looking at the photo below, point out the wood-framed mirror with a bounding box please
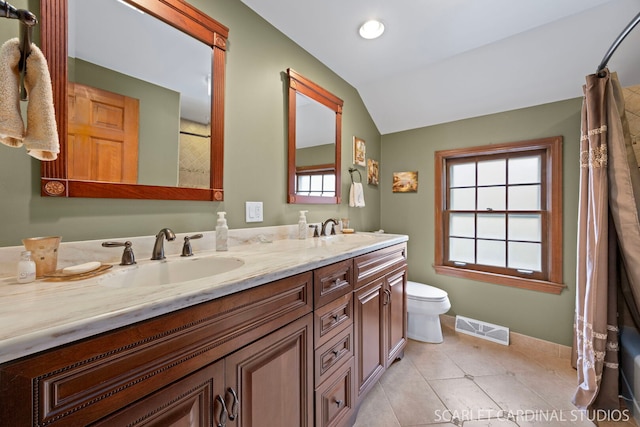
[287,69,343,204]
[39,0,228,200]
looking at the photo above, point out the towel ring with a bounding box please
[348,167,362,183]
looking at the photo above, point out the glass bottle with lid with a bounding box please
[17,250,36,283]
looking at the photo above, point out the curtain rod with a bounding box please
[597,10,640,76]
[180,130,210,138]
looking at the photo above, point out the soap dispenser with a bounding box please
[216,211,228,251]
[298,210,308,239]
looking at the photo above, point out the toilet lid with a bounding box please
[407,281,448,302]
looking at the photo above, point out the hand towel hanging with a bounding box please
[0,37,58,160]
[349,182,365,208]
[23,40,58,160]
[0,38,25,146]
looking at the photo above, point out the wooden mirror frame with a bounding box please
[287,69,343,204]
[39,0,228,200]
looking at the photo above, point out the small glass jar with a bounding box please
[17,250,36,284]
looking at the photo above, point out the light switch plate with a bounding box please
[245,201,263,222]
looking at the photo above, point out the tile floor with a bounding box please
[353,323,638,427]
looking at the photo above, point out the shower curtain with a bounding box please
[574,69,640,410]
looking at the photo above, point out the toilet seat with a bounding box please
[407,281,448,302]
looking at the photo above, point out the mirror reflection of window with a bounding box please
[295,166,336,197]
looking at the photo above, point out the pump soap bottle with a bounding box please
[216,211,228,251]
[298,210,309,239]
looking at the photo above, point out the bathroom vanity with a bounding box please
[0,229,407,427]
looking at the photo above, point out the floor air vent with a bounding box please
[455,315,509,346]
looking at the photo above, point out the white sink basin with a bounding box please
[97,256,245,288]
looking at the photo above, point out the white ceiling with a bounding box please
[240,0,640,135]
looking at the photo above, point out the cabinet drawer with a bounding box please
[314,259,353,308]
[315,356,355,427]
[314,293,353,348]
[354,243,406,289]
[315,326,353,385]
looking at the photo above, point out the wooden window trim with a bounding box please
[434,136,565,294]
[296,164,336,175]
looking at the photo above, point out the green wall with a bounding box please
[296,144,335,167]
[380,98,582,346]
[0,0,381,246]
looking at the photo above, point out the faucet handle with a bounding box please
[310,224,319,238]
[181,234,203,257]
[102,241,136,265]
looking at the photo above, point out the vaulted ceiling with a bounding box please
[240,0,640,134]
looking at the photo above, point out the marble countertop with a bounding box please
[0,229,407,365]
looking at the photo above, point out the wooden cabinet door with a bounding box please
[91,361,224,427]
[353,277,385,399]
[385,267,407,366]
[225,314,313,427]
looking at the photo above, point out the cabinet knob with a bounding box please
[331,314,340,322]
[332,349,340,357]
[335,399,343,407]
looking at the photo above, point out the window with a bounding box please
[296,165,336,197]
[434,137,564,294]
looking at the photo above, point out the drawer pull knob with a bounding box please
[332,314,340,322]
[215,395,228,427]
[335,399,343,407]
[226,387,239,421]
[332,349,340,357]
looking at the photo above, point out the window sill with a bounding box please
[433,265,566,294]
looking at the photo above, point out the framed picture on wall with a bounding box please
[367,159,379,185]
[392,171,418,193]
[353,137,366,167]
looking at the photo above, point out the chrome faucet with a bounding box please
[151,228,176,260]
[320,218,339,236]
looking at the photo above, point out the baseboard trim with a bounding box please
[440,314,571,359]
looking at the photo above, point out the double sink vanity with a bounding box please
[0,0,411,424]
[0,226,408,427]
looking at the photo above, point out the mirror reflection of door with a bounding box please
[295,92,336,197]
[68,0,212,188]
[67,83,139,183]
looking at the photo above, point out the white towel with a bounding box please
[349,182,365,208]
[23,41,59,160]
[0,38,25,147]
[0,38,59,160]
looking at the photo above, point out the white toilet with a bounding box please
[406,281,451,343]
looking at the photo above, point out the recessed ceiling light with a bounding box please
[359,20,385,40]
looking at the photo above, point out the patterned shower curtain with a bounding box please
[574,69,640,410]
